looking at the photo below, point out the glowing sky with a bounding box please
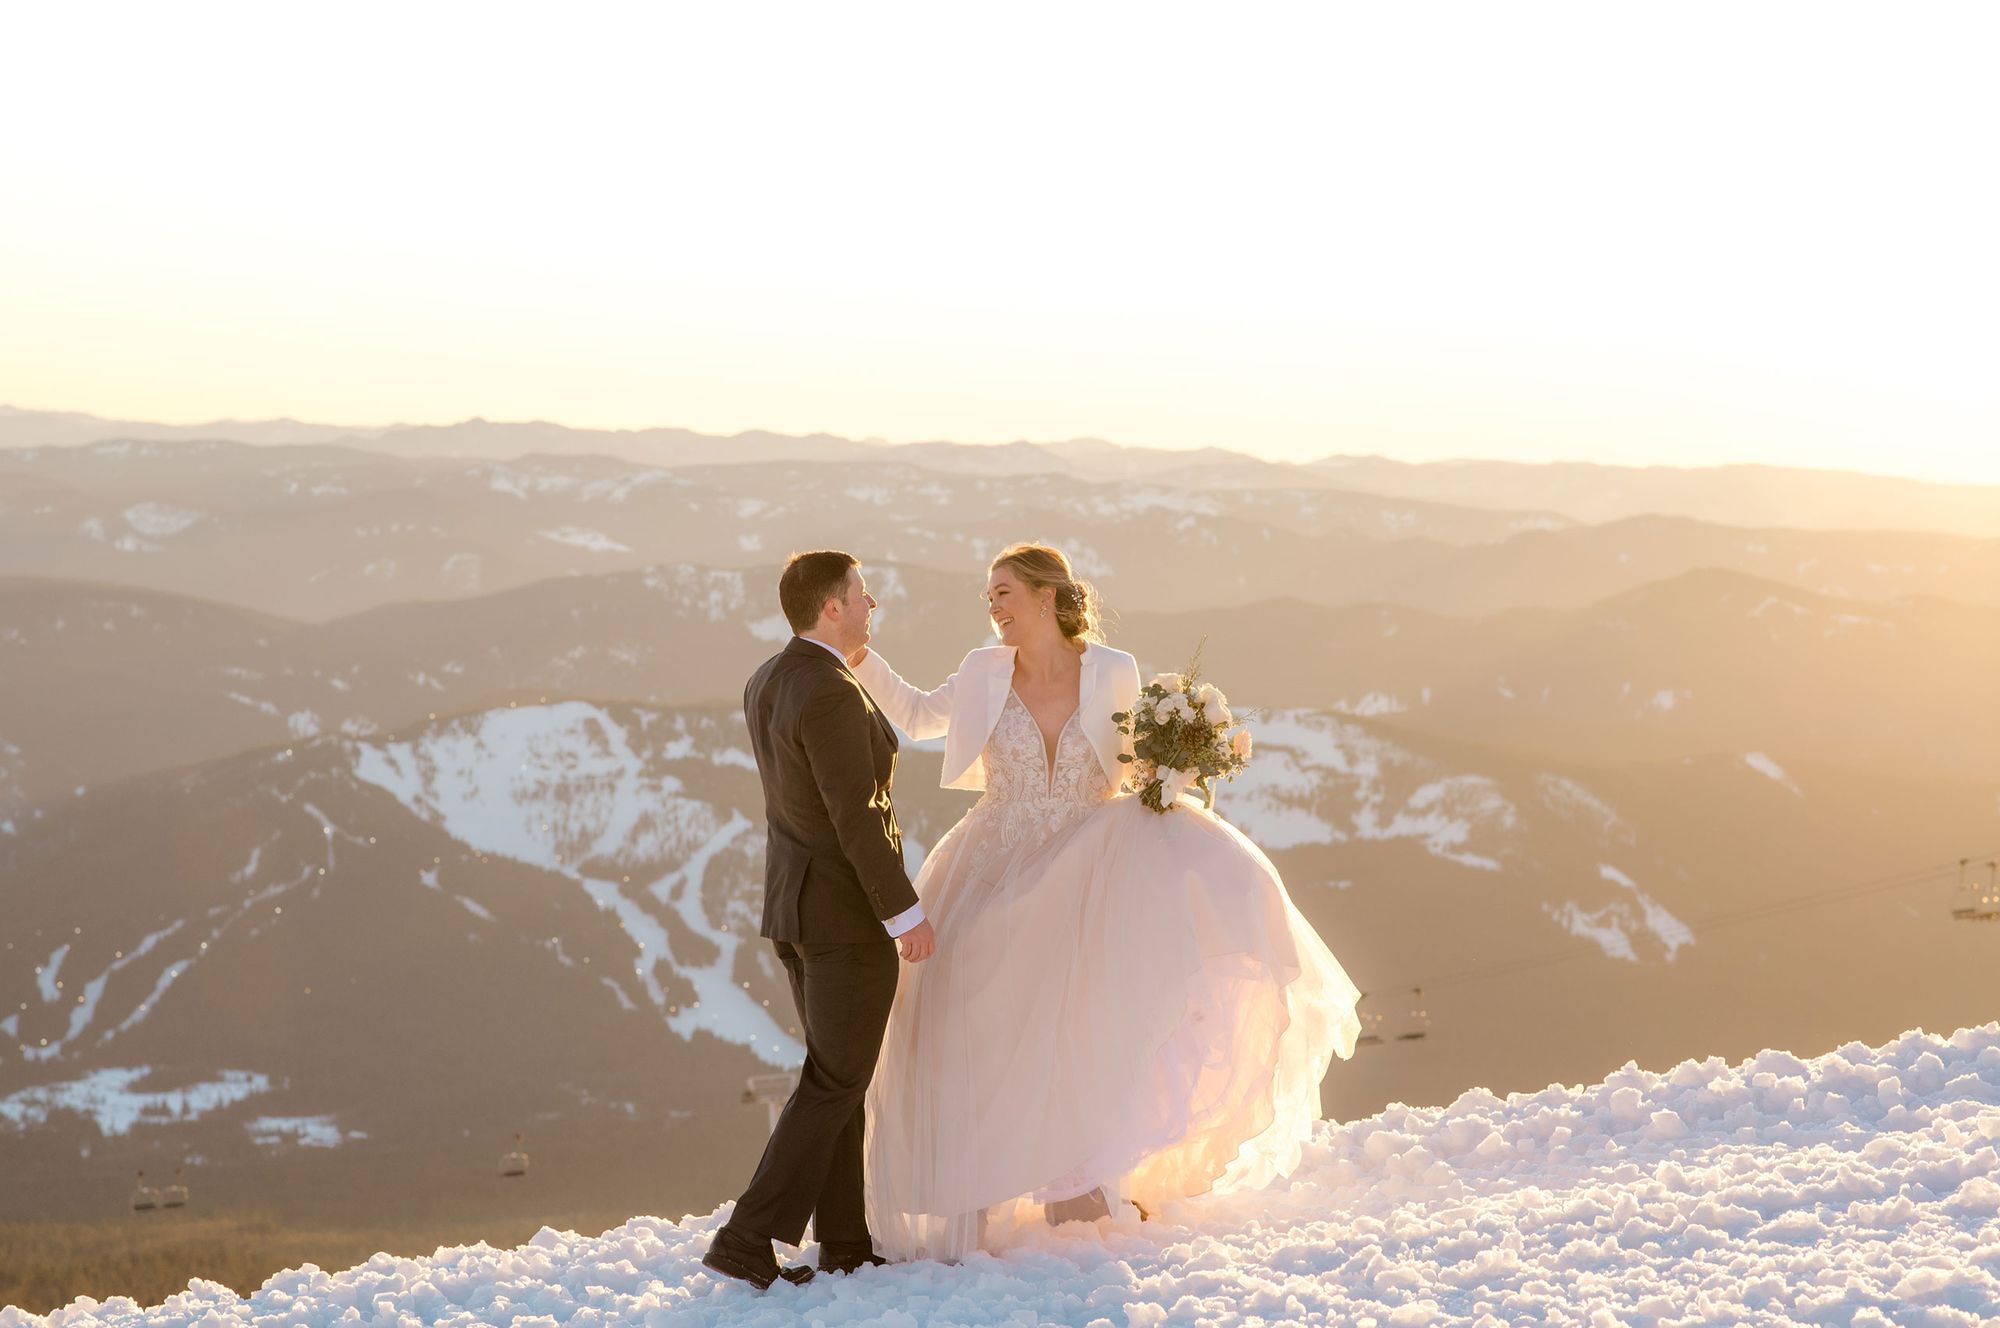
[3,2,1995,482]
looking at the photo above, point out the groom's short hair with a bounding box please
[780,550,859,632]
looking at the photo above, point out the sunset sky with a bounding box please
[3,3,1995,483]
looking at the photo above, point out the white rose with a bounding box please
[1166,693,1196,723]
[1149,672,1183,693]
[1230,728,1253,760]
[1196,683,1232,727]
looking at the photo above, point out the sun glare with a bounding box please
[2,2,1995,482]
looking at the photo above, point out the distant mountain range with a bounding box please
[2,406,1996,1229]
[1,435,1993,628]
[6,405,1998,535]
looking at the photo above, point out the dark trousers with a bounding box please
[723,938,899,1248]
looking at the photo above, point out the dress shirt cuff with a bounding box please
[882,901,926,938]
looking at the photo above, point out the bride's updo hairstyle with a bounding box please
[990,543,1103,644]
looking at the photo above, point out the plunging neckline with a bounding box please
[1009,687,1079,787]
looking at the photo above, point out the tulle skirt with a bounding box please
[864,791,1362,1262]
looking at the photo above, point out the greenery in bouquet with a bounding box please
[1111,642,1255,814]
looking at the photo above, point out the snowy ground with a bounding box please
[12,1024,2000,1327]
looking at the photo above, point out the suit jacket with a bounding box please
[850,642,1141,793]
[745,636,919,943]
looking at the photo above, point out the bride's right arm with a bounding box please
[848,649,956,741]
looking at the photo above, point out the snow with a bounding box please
[1533,775,1631,842]
[1749,593,1809,619]
[746,613,793,643]
[1548,899,1638,960]
[0,1067,269,1137]
[1359,777,1511,872]
[1223,712,1516,869]
[1599,865,1694,957]
[536,527,633,554]
[122,502,203,538]
[1639,688,1691,714]
[37,944,69,1002]
[1333,692,1406,717]
[19,1024,2000,1327]
[350,704,801,1065]
[1560,864,1696,962]
[478,463,681,503]
[108,960,191,1039]
[229,846,263,885]
[1744,752,1805,797]
[246,1115,350,1148]
[642,566,753,622]
[20,922,187,1058]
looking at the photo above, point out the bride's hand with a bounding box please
[846,645,870,668]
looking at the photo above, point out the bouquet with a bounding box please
[1112,644,1254,813]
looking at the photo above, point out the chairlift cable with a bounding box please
[1400,849,1999,994]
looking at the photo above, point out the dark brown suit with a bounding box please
[722,636,917,1252]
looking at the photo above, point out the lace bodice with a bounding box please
[971,691,1116,849]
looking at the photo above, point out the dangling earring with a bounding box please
[1041,601,1048,617]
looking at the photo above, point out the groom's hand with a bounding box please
[898,920,936,963]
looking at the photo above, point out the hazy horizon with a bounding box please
[7,399,2000,491]
[5,5,1996,487]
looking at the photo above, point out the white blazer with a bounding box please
[852,642,1142,793]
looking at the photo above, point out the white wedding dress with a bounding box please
[864,689,1362,1262]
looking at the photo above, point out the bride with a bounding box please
[851,542,1361,1262]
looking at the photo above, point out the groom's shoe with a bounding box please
[817,1238,888,1275]
[1044,1187,1113,1226]
[702,1227,815,1290]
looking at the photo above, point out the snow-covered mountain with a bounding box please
[4,416,1997,1269]
[4,439,1996,626]
[10,1021,1997,1325]
[6,560,1997,829]
[0,440,1564,622]
[1118,567,2000,779]
[5,695,1995,1231]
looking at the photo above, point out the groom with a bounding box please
[703,550,937,1289]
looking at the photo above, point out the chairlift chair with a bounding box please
[161,1166,189,1209]
[498,1132,529,1178]
[742,1071,801,1133]
[1952,858,1981,921]
[129,1170,159,1212]
[1978,861,2000,923]
[1396,986,1431,1041]
[1354,992,1385,1046]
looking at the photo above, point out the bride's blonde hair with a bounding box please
[989,543,1103,644]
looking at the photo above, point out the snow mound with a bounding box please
[14,1024,2000,1326]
